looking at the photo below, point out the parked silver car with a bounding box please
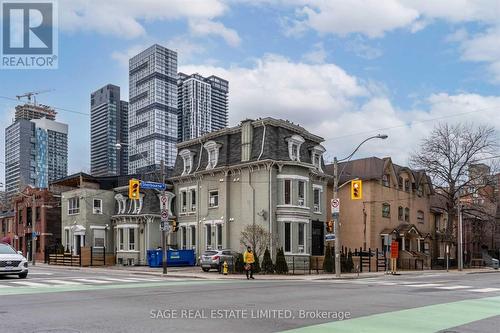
[200,249,237,272]
[0,243,28,279]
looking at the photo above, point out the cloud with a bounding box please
[179,55,500,165]
[302,42,327,64]
[60,0,228,38]
[188,19,242,47]
[346,36,383,60]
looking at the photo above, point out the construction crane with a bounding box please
[16,89,53,105]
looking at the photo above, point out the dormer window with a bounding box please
[179,149,194,176]
[310,145,326,172]
[286,135,305,162]
[204,140,221,170]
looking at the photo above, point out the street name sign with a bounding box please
[140,181,166,191]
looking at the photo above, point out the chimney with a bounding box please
[241,119,253,162]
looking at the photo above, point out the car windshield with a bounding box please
[203,251,218,256]
[0,244,16,254]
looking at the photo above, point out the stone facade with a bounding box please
[171,118,329,264]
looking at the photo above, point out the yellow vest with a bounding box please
[244,251,255,264]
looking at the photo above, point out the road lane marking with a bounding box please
[73,279,110,284]
[44,280,81,285]
[97,277,148,283]
[436,285,471,290]
[279,296,500,333]
[407,283,443,288]
[10,281,49,287]
[470,288,500,293]
[120,277,164,282]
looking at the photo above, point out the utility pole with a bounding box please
[333,157,340,278]
[31,194,36,266]
[161,159,167,275]
[458,201,463,271]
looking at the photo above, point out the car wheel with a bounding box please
[202,268,209,272]
[18,272,28,279]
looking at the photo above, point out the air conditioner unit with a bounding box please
[182,206,187,212]
[298,199,304,206]
[314,204,319,212]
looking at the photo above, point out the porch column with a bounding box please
[73,235,78,255]
[417,239,421,252]
[402,237,406,251]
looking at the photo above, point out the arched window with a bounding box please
[398,206,403,220]
[404,207,410,222]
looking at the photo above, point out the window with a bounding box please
[382,203,390,218]
[404,208,410,222]
[182,227,187,249]
[93,229,105,248]
[118,228,124,250]
[284,222,291,253]
[206,224,212,249]
[68,197,80,215]
[179,149,194,175]
[298,181,305,206]
[423,242,430,254]
[286,135,305,162]
[209,191,219,208]
[311,145,326,172]
[191,226,196,249]
[405,179,411,192]
[93,199,102,214]
[204,141,221,170]
[382,174,390,187]
[313,188,321,212]
[398,177,404,190]
[190,189,196,211]
[18,209,22,224]
[64,229,70,250]
[298,223,305,253]
[181,191,187,212]
[284,179,291,205]
[417,185,423,197]
[217,224,223,249]
[398,206,403,220]
[129,229,135,250]
[417,210,424,224]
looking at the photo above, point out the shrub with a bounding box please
[235,252,245,273]
[261,248,274,274]
[323,245,334,273]
[275,247,288,274]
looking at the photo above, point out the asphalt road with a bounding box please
[0,266,499,333]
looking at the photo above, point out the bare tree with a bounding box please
[240,224,271,260]
[410,123,498,245]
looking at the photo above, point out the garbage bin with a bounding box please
[147,249,163,267]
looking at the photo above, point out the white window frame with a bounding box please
[118,228,124,251]
[128,228,136,251]
[297,180,305,206]
[216,223,223,250]
[204,140,221,170]
[284,179,292,205]
[311,145,326,172]
[68,197,80,215]
[190,188,196,212]
[92,198,102,214]
[190,226,196,250]
[209,190,219,208]
[93,229,105,248]
[179,149,194,176]
[313,187,321,213]
[181,226,187,250]
[180,190,187,213]
[286,135,305,162]
[64,228,70,250]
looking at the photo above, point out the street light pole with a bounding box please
[458,201,463,271]
[31,194,36,266]
[333,134,388,278]
[161,159,168,275]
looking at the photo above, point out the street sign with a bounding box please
[160,221,171,232]
[390,241,399,259]
[140,181,166,191]
[331,198,340,213]
[325,233,336,241]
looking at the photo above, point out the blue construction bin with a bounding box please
[147,249,162,267]
[147,249,196,267]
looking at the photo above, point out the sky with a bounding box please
[1,0,500,183]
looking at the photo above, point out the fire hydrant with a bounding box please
[223,261,228,275]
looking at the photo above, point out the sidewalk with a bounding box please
[34,263,500,280]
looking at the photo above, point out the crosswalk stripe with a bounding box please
[97,277,142,283]
[122,277,163,281]
[436,285,471,290]
[470,288,500,293]
[11,281,49,287]
[407,283,443,288]
[44,279,81,285]
[73,279,110,284]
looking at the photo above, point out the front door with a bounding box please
[311,221,324,256]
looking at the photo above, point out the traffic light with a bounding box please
[351,180,362,200]
[128,179,140,199]
[327,220,334,233]
[171,220,179,233]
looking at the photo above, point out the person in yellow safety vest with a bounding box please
[243,246,255,280]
